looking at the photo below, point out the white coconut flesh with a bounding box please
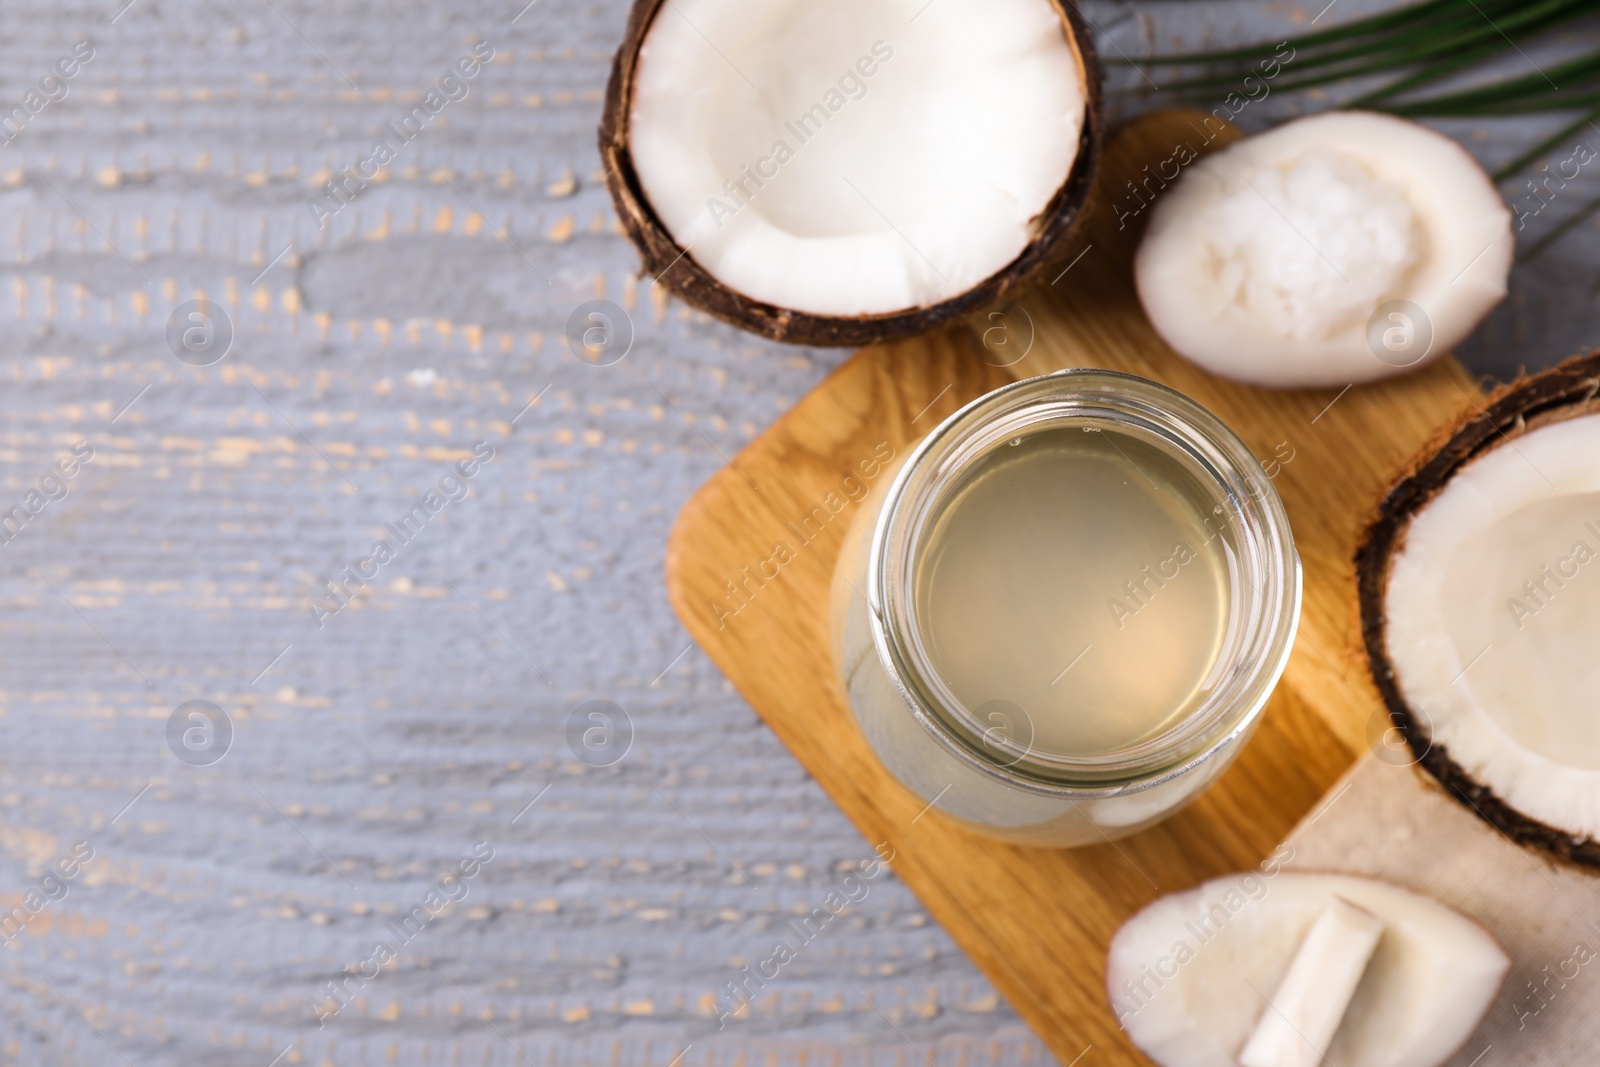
[1107,872,1509,1067]
[1237,897,1385,1067]
[1386,413,1600,841]
[627,0,1087,317]
[1135,112,1511,388]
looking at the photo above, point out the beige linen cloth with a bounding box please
[1282,754,1600,1065]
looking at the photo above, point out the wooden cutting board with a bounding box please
[664,109,1484,1064]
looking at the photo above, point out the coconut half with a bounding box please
[1360,350,1600,868]
[600,0,1101,345]
[1135,112,1511,388]
[1107,871,1509,1067]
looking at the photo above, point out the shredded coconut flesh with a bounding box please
[1387,414,1600,840]
[627,0,1087,317]
[1198,152,1419,341]
[1136,112,1511,388]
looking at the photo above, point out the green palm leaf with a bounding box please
[1121,0,1600,258]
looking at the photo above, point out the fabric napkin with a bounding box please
[1282,753,1600,1065]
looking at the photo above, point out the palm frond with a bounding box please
[1118,0,1484,66]
[1122,0,1600,258]
[1494,108,1600,179]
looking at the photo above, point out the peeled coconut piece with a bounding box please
[1360,351,1600,866]
[1135,112,1511,388]
[1237,897,1385,1067]
[601,0,1101,345]
[1107,871,1509,1067]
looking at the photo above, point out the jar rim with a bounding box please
[865,369,1302,797]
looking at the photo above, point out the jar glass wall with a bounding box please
[830,370,1301,846]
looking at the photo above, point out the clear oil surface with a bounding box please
[912,423,1235,761]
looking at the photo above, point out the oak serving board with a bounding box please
[665,110,1484,1063]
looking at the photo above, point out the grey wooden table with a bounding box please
[0,1,1592,1064]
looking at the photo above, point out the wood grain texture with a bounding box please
[0,3,1058,1062]
[666,110,1486,1063]
[0,1,1581,1062]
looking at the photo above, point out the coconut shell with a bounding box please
[1356,350,1600,870]
[598,0,1104,347]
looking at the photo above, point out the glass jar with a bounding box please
[830,370,1300,846]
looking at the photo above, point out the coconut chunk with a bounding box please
[1237,897,1384,1067]
[1385,411,1600,843]
[1107,871,1508,1067]
[1135,112,1511,388]
[626,0,1087,318]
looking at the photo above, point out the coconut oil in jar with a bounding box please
[831,370,1301,846]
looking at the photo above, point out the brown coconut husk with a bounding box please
[598,0,1103,347]
[1356,350,1600,870]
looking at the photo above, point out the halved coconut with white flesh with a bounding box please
[1135,112,1512,388]
[1359,351,1600,868]
[1107,871,1509,1067]
[600,0,1101,345]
